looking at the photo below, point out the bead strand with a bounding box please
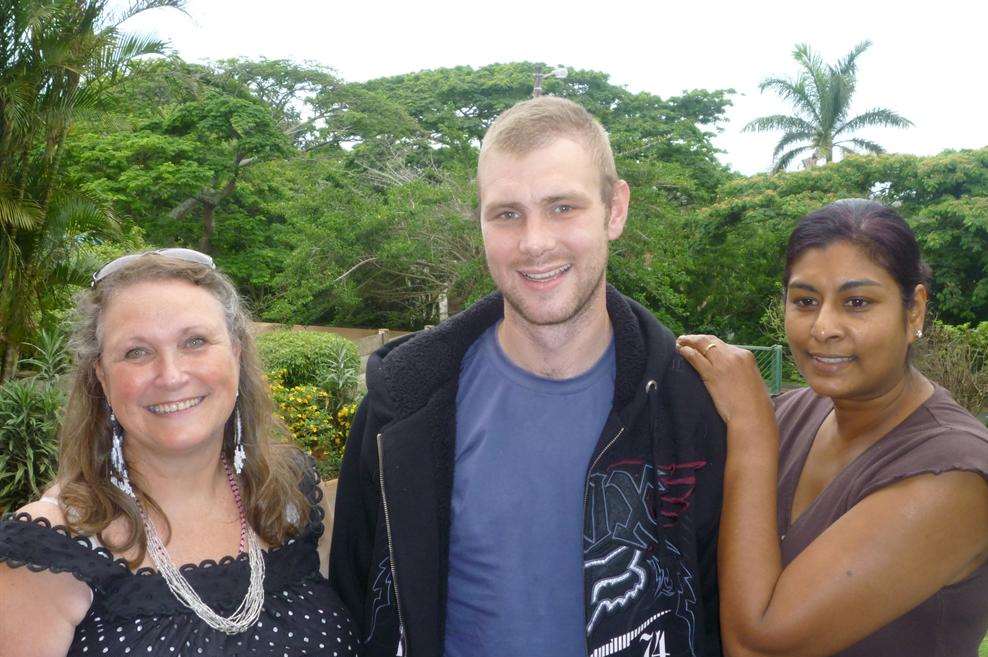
[222,456,247,554]
[131,454,264,634]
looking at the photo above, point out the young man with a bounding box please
[330,97,726,657]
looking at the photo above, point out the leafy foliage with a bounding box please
[0,333,70,511]
[267,371,355,480]
[17,329,72,381]
[22,51,986,351]
[255,330,360,406]
[686,149,988,341]
[0,0,184,381]
[915,321,988,417]
[746,42,912,172]
[0,379,63,512]
[258,63,732,331]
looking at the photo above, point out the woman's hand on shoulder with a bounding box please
[676,334,775,427]
[0,497,92,657]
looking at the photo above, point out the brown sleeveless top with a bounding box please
[775,384,988,657]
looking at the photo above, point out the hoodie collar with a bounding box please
[376,285,661,420]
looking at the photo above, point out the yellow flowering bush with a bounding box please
[267,369,358,478]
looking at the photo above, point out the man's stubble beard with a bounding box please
[500,247,609,331]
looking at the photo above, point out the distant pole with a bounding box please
[533,64,567,98]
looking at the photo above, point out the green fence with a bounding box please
[735,344,784,395]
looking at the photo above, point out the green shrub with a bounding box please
[758,299,804,386]
[916,321,988,418]
[0,331,69,511]
[256,330,360,407]
[267,370,357,480]
[18,328,72,381]
[0,380,63,513]
[0,331,71,512]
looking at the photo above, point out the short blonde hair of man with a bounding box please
[479,96,619,206]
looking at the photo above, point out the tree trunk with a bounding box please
[0,341,20,384]
[198,202,215,254]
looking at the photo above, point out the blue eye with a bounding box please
[186,336,207,348]
[553,204,573,214]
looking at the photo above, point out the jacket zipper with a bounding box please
[582,424,625,657]
[377,432,407,656]
[583,426,625,510]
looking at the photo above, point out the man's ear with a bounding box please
[607,180,630,241]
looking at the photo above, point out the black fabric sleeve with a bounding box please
[694,413,727,657]
[0,513,124,589]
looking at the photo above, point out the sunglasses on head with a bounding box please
[91,248,216,287]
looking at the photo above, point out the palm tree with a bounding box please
[745,41,912,172]
[0,0,185,381]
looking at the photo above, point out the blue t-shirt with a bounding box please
[444,323,616,657]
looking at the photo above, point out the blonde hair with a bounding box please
[479,96,618,205]
[58,254,308,566]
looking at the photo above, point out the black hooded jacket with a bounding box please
[329,286,726,657]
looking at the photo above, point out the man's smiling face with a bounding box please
[478,136,628,332]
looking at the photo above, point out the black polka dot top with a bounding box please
[0,465,360,656]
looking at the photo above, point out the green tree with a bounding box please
[0,0,183,381]
[63,58,347,255]
[745,41,912,172]
[686,148,988,341]
[266,63,733,330]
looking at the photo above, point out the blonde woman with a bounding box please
[0,250,358,656]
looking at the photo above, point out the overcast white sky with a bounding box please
[124,0,988,175]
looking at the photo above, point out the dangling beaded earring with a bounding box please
[108,410,136,498]
[232,397,246,475]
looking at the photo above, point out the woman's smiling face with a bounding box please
[784,240,926,402]
[95,279,241,460]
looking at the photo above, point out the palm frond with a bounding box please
[791,44,824,75]
[112,32,170,62]
[774,145,815,173]
[758,77,819,122]
[772,130,816,160]
[792,44,829,121]
[0,189,42,232]
[102,0,188,29]
[0,84,33,137]
[835,108,913,135]
[45,247,103,288]
[45,192,119,240]
[835,40,872,77]
[835,137,885,154]
[743,114,816,135]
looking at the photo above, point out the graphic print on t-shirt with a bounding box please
[584,460,706,657]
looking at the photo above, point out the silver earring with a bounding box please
[915,329,923,338]
[108,410,136,498]
[233,402,246,475]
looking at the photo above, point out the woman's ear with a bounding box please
[908,284,928,342]
[95,360,107,396]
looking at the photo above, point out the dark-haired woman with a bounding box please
[678,199,988,657]
[0,250,358,656]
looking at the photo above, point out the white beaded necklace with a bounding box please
[138,457,265,635]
